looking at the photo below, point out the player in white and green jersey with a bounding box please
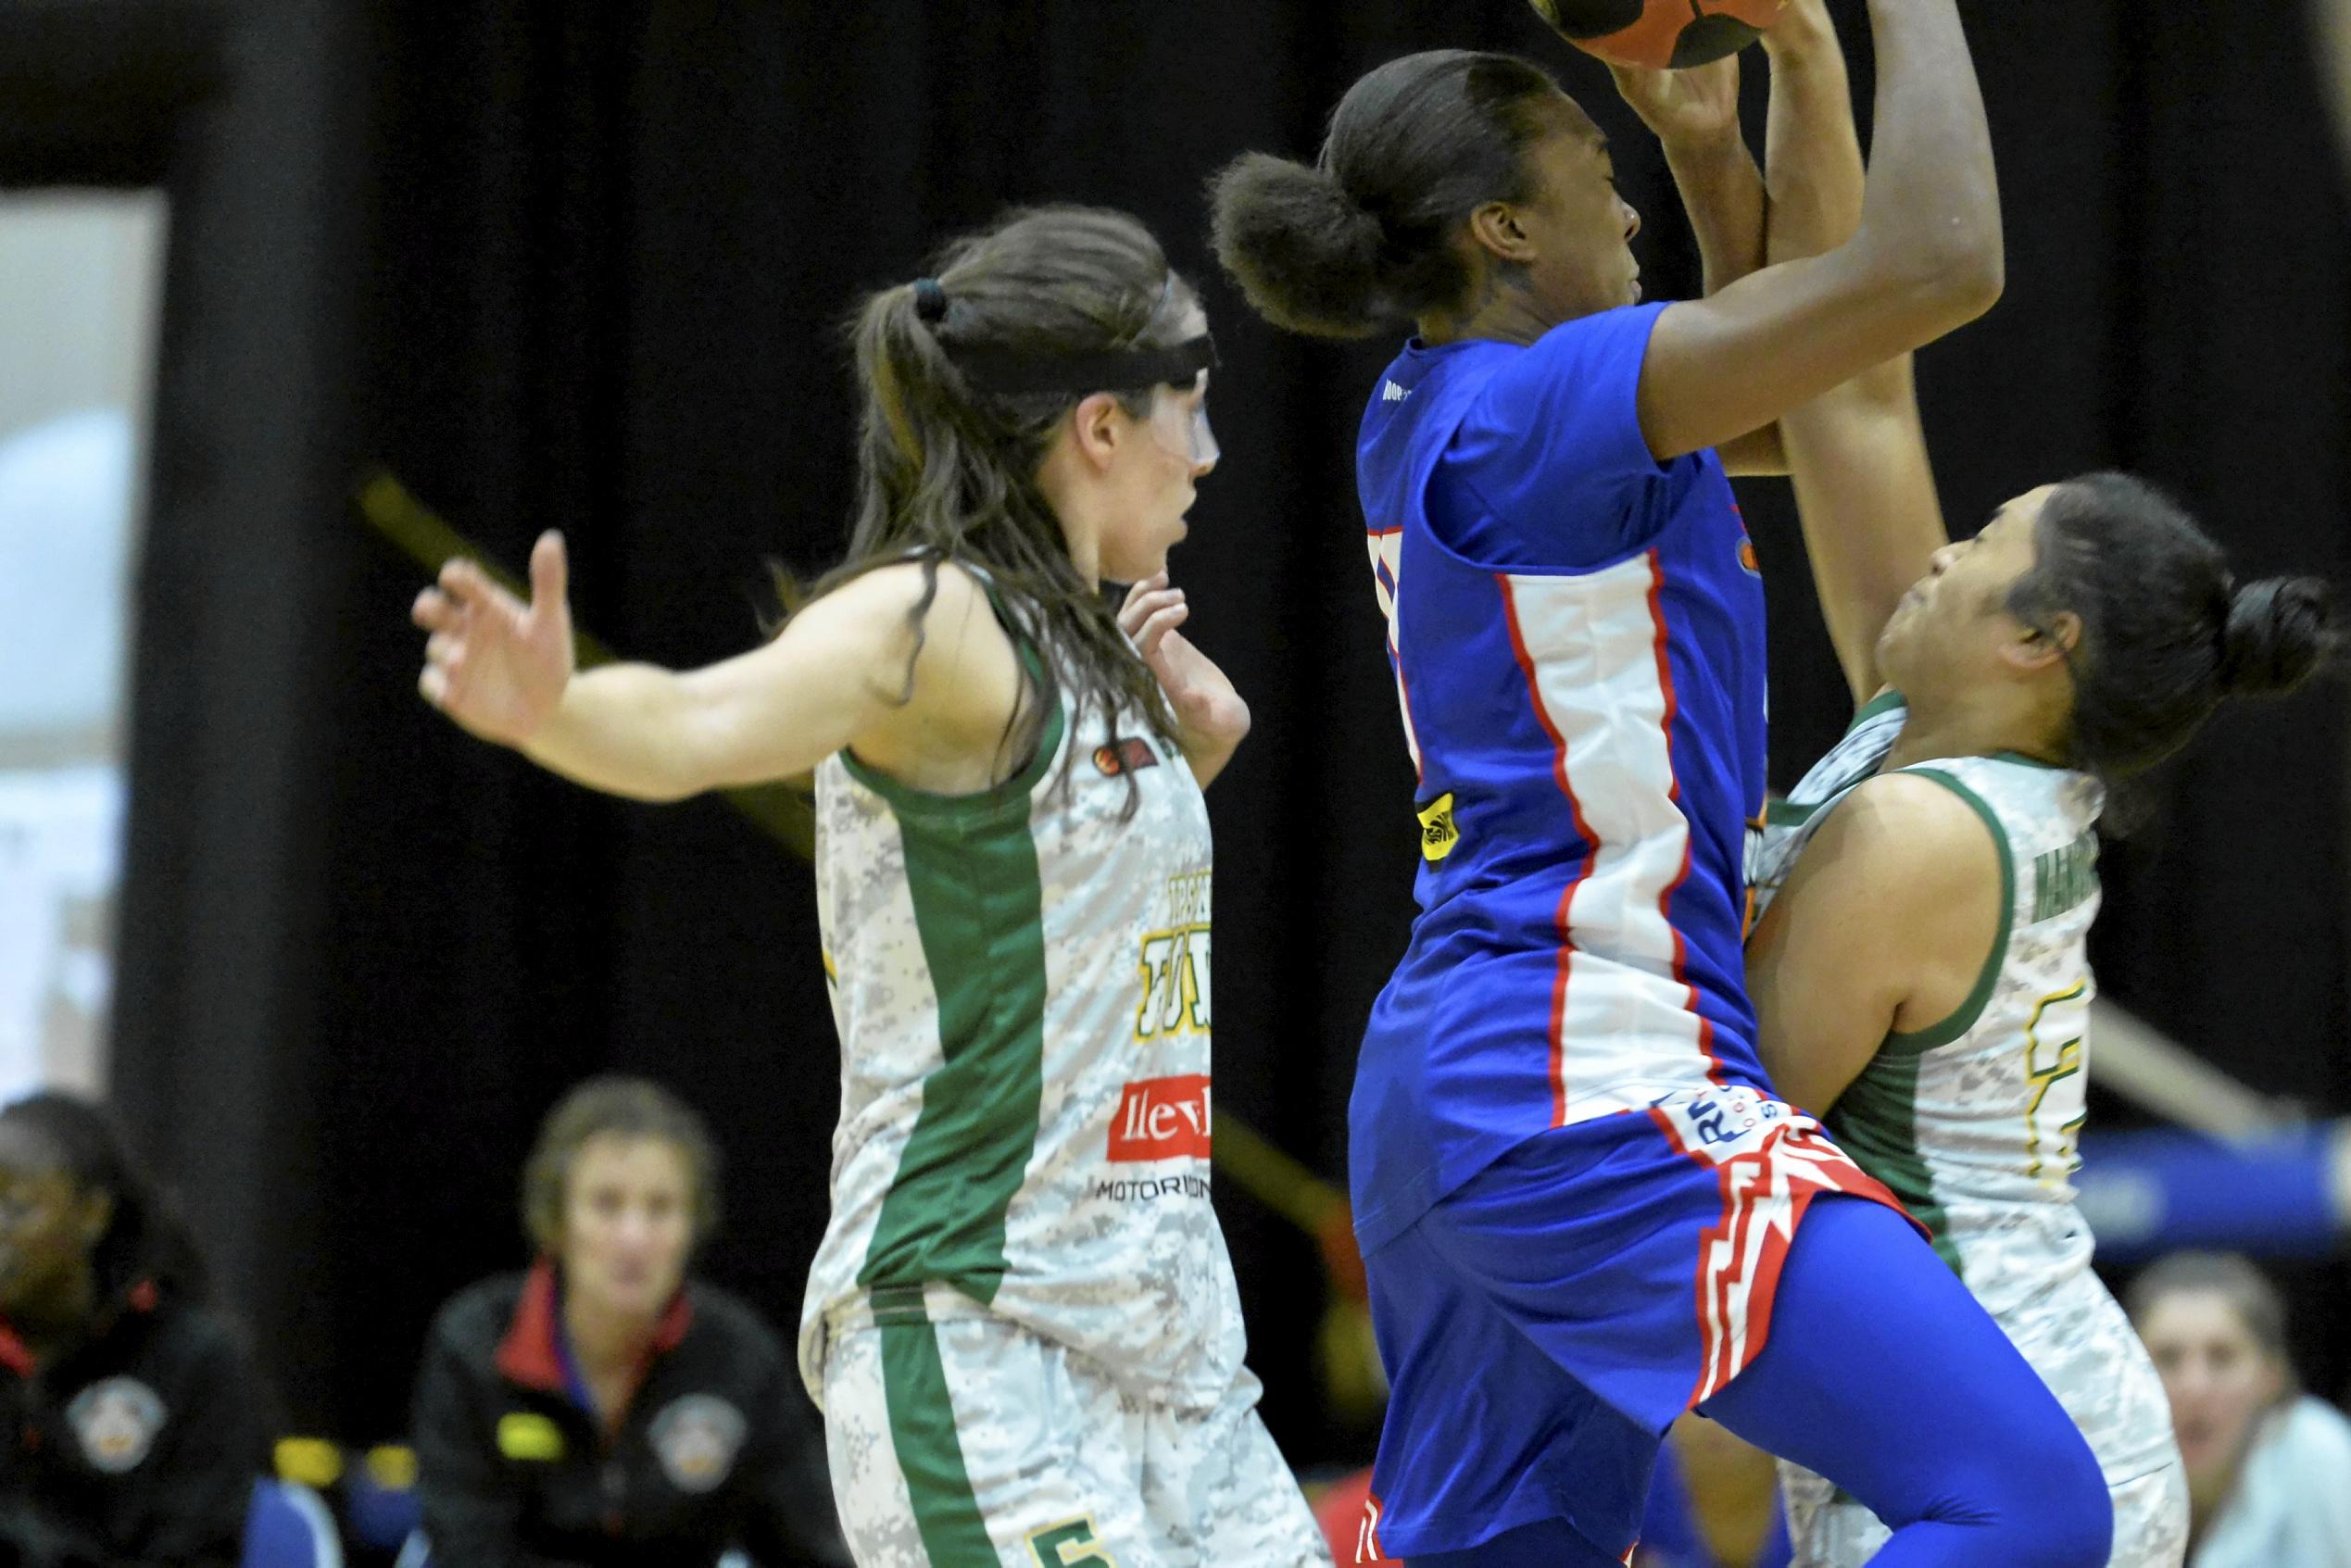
[1705,23,2336,1559]
[1750,702,2185,1564]
[1740,261,2334,1568]
[409,206,1326,1567]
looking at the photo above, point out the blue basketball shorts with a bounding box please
[1355,1089,1907,1562]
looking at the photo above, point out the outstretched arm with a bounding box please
[1636,0,2003,461]
[412,537,1018,800]
[1764,0,1953,706]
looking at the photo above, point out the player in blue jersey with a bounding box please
[1212,2,2115,1564]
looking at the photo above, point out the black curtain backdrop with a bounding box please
[18,0,2345,1451]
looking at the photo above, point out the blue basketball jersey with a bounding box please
[1350,304,1773,1251]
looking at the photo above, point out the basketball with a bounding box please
[1529,0,1787,70]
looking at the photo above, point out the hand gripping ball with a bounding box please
[1530,0,1787,69]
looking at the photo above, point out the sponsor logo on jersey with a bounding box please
[1092,735,1160,776]
[1135,909,1211,1041]
[1107,1073,1212,1161]
[1654,1086,1787,1157]
[67,1377,165,1474]
[1090,1172,1212,1203]
[650,1393,748,1494]
[1416,792,1460,861]
[1381,380,1413,404]
[497,1411,566,1461]
[1737,533,1762,578]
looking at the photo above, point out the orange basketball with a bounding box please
[1529,0,1787,70]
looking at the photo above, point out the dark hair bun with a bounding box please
[1208,153,1389,340]
[2219,576,2338,696]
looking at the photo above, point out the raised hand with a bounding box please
[411,530,576,746]
[1609,51,1744,149]
[1117,572,1251,762]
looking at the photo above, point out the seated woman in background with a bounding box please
[2127,1251,2351,1568]
[413,1076,846,1567]
[0,1090,266,1568]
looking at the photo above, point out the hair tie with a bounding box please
[912,278,949,323]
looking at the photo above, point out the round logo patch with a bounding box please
[649,1394,746,1494]
[67,1376,168,1474]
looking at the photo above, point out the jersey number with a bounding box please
[2024,982,2091,1184]
[1030,1516,1118,1566]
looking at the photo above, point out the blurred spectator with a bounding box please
[0,1090,266,1567]
[2128,1250,2351,1567]
[411,1076,846,1566]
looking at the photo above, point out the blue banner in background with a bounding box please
[2078,1123,2351,1262]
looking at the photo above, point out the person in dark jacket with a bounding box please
[0,1091,267,1568]
[413,1076,846,1567]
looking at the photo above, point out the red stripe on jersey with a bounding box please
[1496,572,1596,1125]
[1651,1105,1910,1405]
[1391,641,1424,787]
[1368,527,1424,785]
[1642,551,1728,1089]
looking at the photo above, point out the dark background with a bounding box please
[6,0,2346,1459]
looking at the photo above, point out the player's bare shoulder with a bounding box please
[808,558,1020,706]
[1826,770,2001,891]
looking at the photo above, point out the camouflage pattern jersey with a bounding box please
[1748,693,2186,1567]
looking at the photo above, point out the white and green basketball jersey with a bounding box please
[797,621,1244,1414]
[1753,695,2179,1493]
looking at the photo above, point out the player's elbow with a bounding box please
[1927,237,2005,325]
[1885,215,2005,331]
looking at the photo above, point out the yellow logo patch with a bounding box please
[1417,793,1460,862]
[497,1412,566,1462]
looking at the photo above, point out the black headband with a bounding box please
[948,332,1218,399]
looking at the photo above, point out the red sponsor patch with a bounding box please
[1107,1074,1212,1161]
[1093,736,1160,776]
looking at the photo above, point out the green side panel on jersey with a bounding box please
[1828,1051,1964,1275]
[879,1315,999,1567]
[1883,767,2015,1054]
[849,693,1065,1305]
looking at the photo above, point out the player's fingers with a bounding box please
[529,530,568,611]
[1119,571,1169,610]
[1135,601,1190,658]
[411,587,459,631]
[424,631,462,666]
[419,665,448,707]
[437,557,510,616]
[1119,586,1184,637]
